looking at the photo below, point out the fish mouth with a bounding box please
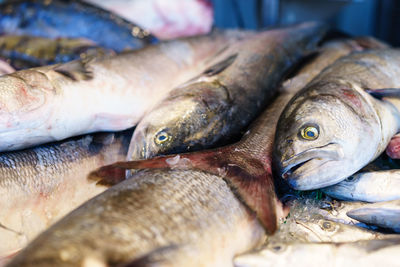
[127,131,152,161]
[280,143,344,187]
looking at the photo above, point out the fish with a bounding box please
[126,22,327,160]
[6,168,267,267]
[0,0,157,52]
[6,33,373,267]
[0,31,242,152]
[234,238,400,267]
[323,169,400,202]
[0,131,131,259]
[347,200,400,233]
[0,35,114,70]
[273,48,400,190]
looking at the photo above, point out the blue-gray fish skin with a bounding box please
[6,169,265,267]
[274,49,400,191]
[347,200,400,233]
[0,0,157,52]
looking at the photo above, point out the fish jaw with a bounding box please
[278,142,353,190]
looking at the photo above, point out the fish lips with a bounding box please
[279,143,345,190]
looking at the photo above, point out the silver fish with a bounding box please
[234,238,400,267]
[323,169,400,202]
[347,200,400,232]
[127,22,327,160]
[0,131,130,259]
[0,31,244,152]
[6,169,266,267]
[274,49,400,190]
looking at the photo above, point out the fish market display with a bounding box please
[347,200,400,233]
[0,32,240,152]
[234,238,400,267]
[7,168,267,267]
[127,22,327,160]
[0,131,131,259]
[0,0,156,52]
[323,170,400,202]
[274,49,400,190]
[0,35,114,70]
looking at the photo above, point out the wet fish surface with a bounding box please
[0,35,114,70]
[0,32,240,152]
[234,238,400,267]
[274,49,400,190]
[6,169,266,267]
[323,169,400,202]
[0,131,131,259]
[0,0,157,52]
[127,22,327,160]
[6,35,377,267]
[347,200,400,233]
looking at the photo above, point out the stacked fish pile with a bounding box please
[0,1,399,266]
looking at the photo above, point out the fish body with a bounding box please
[0,0,156,52]
[0,35,114,70]
[127,22,327,160]
[0,131,130,258]
[323,170,400,202]
[0,32,240,152]
[234,238,400,267]
[7,36,375,266]
[6,169,266,267]
[347,200,400,232]
[274,49,400,190]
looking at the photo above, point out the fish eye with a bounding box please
[154,131,170,146]
[320,220,336,232]
[345,176,355,182]
[300,125,319,140]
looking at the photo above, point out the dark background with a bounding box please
[212,0,400,46]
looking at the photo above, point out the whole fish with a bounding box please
[323,170,400,202]
[0,35,114,70]
[0,0,156,52]
[274,49,400,190]
[0,131,130,259]
[6,35,374,267]
[234,238,400,267]
[0,32,241,152]
[7,169,267,267]
[127,22,326,160]
[347,200,400,233]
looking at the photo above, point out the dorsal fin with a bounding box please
[88,146,280,234]
[53,59,93,81]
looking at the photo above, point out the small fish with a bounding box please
[127,22,327,160]
[234,238,400,267]
[0,35,114,70]
[0,131,131,259]
[0,0,157,52]
[323,169,400,202]
[347,200,400,233]
[0,31,241,152]
[274,49,400,190]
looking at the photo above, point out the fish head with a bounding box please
[273,86,380,190]
[128,81,231,160]
[322,174,363,201]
